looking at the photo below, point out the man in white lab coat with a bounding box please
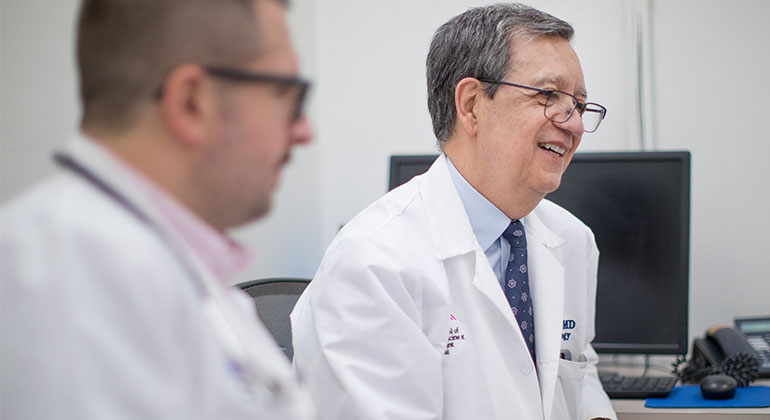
[291,4,615,420]
[1,0,315,419]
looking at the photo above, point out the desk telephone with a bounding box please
[673,317,770,386]
[734,316,770,376]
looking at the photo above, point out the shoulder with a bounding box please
[335,180,433,257]
[4,172,166,249]
[311,179,442,293]
[1,172,184,298]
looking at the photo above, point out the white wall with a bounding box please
[1,0,80,199]
[2,0,768,346]
[650,0,770,337]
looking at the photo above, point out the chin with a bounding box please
[251,199,272,221]
[230,197,272,229]
[536,174,564,195]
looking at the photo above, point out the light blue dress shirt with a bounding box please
[445,156,513,288]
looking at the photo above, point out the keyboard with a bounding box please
[599,374,677,399]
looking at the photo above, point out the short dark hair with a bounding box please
[76,0,271,130]
[426,3,574,144]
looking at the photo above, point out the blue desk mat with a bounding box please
[645,385,770,408]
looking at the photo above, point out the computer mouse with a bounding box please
[699,374,738,400]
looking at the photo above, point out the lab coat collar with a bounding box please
[521,207,565,250]
[418,155,480,261]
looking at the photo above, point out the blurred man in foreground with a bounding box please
[1,0,314,419]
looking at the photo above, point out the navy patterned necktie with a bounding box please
[502,220,536,364]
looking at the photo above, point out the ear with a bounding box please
[454,77,483,137]
[158,64,216,147]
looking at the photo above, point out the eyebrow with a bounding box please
[532,76,587,99]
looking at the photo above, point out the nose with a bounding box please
[554,109,584,137]
[290,115,313,146]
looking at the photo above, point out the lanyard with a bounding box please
[54,152,153,226]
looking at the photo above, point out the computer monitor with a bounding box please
[547,151,690,355]
[388,155,440,191]
[389,151,691,355]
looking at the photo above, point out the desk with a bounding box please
[611,379,770,420]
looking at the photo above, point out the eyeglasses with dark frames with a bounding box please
[205,66,311,122]
[478,79,607,133]
[153,66,311,122]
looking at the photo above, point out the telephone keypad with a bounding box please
[747,334,770,368]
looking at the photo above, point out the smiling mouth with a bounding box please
[538,142,567,157]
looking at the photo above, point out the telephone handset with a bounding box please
[673,325,761,386]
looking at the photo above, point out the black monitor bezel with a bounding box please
[388,155,439,191]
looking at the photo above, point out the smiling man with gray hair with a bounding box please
[291,3,613,420]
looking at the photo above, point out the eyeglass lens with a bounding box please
[580,107,604,133]
[544,93,603,133]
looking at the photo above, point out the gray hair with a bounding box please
[426,3,574,144]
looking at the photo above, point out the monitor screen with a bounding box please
[389,151,691,355]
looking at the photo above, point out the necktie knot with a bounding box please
[502,220,527,249]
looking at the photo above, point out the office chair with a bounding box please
[236,277,310,360]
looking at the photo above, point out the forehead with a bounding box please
[250,0,298,73]
[507,35,586,97]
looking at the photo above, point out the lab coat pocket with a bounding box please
[552,358,588,420]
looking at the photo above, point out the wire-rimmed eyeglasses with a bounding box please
[478,79,607,133]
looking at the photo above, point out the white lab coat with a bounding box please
[0,135,314,420]
[291,156,616,420]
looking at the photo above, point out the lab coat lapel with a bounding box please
[418,156,523,339]
[523,212,565,420]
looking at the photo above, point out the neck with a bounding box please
[444,138,544,220]
[82,122,214,229]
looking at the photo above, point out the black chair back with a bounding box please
[237,278,310,360]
